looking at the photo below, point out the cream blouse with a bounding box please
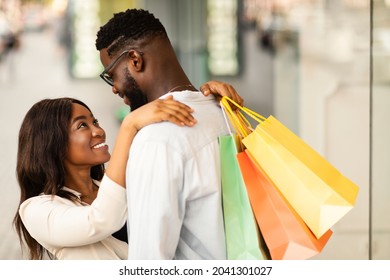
[19,175,128,259]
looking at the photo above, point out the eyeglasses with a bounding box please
[99,49,131,86]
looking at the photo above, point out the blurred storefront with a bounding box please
[372,0,390,260]
[64,0,140,78]
[1,0,388,260]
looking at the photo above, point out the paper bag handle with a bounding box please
[220,96,266,138]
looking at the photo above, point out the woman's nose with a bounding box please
[92,127,105,138]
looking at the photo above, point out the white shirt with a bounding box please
[19,175,128,260]
[126,91,228,259]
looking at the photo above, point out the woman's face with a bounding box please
[64,103,110,169]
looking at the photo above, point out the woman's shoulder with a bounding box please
[20,192,79,210]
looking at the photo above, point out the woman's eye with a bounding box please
[77,122,87,129]
[93,119,100,126]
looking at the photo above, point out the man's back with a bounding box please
[126,91,228,259]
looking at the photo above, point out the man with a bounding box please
[95,9,237,260]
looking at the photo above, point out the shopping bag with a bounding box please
[219,133,270,260]
[220,96,359,238]
[237,150,333,260]
[243,117,359,238]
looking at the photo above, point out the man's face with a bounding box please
[99,48,148,111]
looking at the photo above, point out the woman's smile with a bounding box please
[92,142,108,150]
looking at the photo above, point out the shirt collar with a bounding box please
[160,90,214,102]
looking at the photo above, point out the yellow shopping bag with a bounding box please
[220,96,359,239]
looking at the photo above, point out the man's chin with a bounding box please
[123,92,147,111]
[123,96,131,106]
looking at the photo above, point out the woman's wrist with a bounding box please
[121,114,140,134]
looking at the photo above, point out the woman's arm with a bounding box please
[105,96,196,187]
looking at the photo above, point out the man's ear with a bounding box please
[128,50,144,71]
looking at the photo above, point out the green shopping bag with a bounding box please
[219,134,270,260]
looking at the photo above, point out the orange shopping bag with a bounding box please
[237,150,332,260]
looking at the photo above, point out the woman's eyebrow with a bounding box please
[71,113,94,125]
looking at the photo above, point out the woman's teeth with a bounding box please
[93,143,106,149]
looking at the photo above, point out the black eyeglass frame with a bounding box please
[99,49,143,86]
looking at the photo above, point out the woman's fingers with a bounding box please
[200,81,244,106]
[154,97,196,127]
[124,96,197,132]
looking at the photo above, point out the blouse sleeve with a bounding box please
[19,175,127,247]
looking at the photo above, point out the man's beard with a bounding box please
[122,68,148,111]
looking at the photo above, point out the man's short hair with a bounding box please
[95,9,167,56]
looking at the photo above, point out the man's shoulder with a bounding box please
[132,92,229,153]
[137,107,227,139]
[133,109,227,155]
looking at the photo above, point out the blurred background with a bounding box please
[0,0,387,260]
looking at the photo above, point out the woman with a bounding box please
[14,83,243,260]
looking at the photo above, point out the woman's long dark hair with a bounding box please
[13,98,105,259]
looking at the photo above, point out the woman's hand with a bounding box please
[124,95,197,132]
[200,80,244,106]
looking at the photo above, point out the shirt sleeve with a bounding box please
[19,175,127,247]
[126,141,184,259]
